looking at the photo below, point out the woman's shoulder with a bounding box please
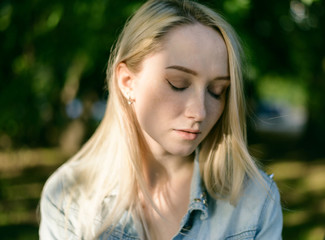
[39,162,81,239]
[207,170,282,239]
[240,170,283,238]
[41,162,75,211]
[245,169,280,201]
[211,169,280,208]
[233,169,281,217]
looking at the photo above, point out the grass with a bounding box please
[0,148,67,240]
[267,159,325,239]
[0,145,324,239]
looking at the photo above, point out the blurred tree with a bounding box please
[0,0,144,148]
[244,0,325,155]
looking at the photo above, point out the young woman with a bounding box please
[39,0,283,239]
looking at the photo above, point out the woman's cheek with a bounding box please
[207,99,225,126]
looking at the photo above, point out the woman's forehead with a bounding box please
[156,24,229,77]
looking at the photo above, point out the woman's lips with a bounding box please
[174,129,201,140]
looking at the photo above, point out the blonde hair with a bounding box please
[58,0,264,238]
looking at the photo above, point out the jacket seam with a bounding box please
[256,180,275,234]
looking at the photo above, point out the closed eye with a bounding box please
[208,84,229,100]
[208,87,228,99]
[208,90,221,99]
[166,79,187,91]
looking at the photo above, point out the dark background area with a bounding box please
[0,0,324,239]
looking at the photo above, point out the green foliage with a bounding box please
[257,74,307,107]
[0,0,144,148]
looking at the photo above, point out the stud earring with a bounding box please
[127,93,135,105]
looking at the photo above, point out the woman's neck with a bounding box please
[142,152,195,189]
[140,152,195,240]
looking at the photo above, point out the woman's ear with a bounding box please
[116,62,135,98]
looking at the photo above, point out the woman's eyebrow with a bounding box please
[166,65,197,76]
[213,76,230,81]
[166,65,230,81]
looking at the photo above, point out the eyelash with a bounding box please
[166,79,187,91]
[208,91,222,99]
[166,79,223,99]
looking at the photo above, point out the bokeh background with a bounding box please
[0,0,324,239]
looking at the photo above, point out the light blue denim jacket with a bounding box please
[40,157,283,240]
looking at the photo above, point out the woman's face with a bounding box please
[132,23,230,158]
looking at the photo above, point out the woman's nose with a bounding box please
[184,91,206,122]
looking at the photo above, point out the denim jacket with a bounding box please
[40,156,283,240]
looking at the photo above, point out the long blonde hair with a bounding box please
[60,0,263,238]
